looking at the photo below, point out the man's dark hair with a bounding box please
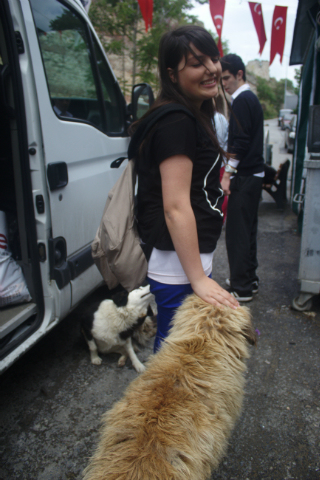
[221,54,246,81]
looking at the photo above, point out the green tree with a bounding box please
[89,0,140,95]
[90,0,202,93]
[256,77,277,119]
[255,75,297,119]
[136,0,201,89]
[294,67,301,95]
[89,0,228,95]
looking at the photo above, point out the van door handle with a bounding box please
[111,157,127,168]
[47,162,68,191]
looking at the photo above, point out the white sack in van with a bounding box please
[0,211,31,307]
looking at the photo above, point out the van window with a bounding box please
[92,37,124,134]
[29,0,125,134]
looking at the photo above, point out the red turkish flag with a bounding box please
[270,5,287,66]
[248,2,267,55]
[209,0,226,57]
[137,0,153,32]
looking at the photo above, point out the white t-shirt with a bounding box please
[214,112,229,153]
[147,248,214,285]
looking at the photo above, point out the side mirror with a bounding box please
[131,83,154,122]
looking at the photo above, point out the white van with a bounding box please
[0,0,153,372]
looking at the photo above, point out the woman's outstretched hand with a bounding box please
[191,275,239,309]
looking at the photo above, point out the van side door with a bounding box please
[21,0,129,306]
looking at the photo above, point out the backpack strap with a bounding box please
[128,104,196,160]
[129,104,198,263]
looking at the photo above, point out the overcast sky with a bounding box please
[191,0,300,85]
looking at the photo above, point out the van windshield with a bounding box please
[29,0,125,134]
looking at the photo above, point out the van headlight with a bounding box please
[289,132,295,138]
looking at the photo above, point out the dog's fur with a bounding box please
[83,294,256,480]
[82,285,157,373]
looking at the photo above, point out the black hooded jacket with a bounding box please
[128,104,224,253]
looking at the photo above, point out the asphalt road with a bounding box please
[0,120,319,480]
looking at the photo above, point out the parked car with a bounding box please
[281,112,294,130]
[0,0,154,373]
[284,114,297,153]
[278,108,293,127]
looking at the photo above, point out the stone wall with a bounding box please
[246,59,270,80]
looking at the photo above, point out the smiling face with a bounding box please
[168,44,222,109]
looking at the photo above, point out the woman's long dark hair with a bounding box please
[131,25,229,158]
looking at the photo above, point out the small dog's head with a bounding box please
[128,284,153,310]
[113,285,153,314]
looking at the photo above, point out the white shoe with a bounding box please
[229,290,253,302]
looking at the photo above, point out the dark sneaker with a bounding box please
[252,280,259,294]
[226,278,259,294]
[228,289,253,302]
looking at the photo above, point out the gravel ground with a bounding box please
[0,200,319,480]
[0,119,319,480]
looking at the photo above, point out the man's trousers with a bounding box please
[226,175,263,294]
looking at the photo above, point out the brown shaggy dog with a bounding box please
[83,294,256,480]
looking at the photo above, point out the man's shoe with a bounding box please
[252,280,259,294]
[227,288,253,302]
[226,278,259,294]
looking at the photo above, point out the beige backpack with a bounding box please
[91,104,196,292]
[91,159,146,292]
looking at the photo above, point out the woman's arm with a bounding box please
[160,155,239,309]
[221,170,232,195]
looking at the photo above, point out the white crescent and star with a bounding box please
[214,14,223,29]
[254,3,261,15]
[274,17,284,29]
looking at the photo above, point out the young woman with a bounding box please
[129,26,239,351]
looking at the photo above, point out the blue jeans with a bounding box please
[148,278,194,353]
